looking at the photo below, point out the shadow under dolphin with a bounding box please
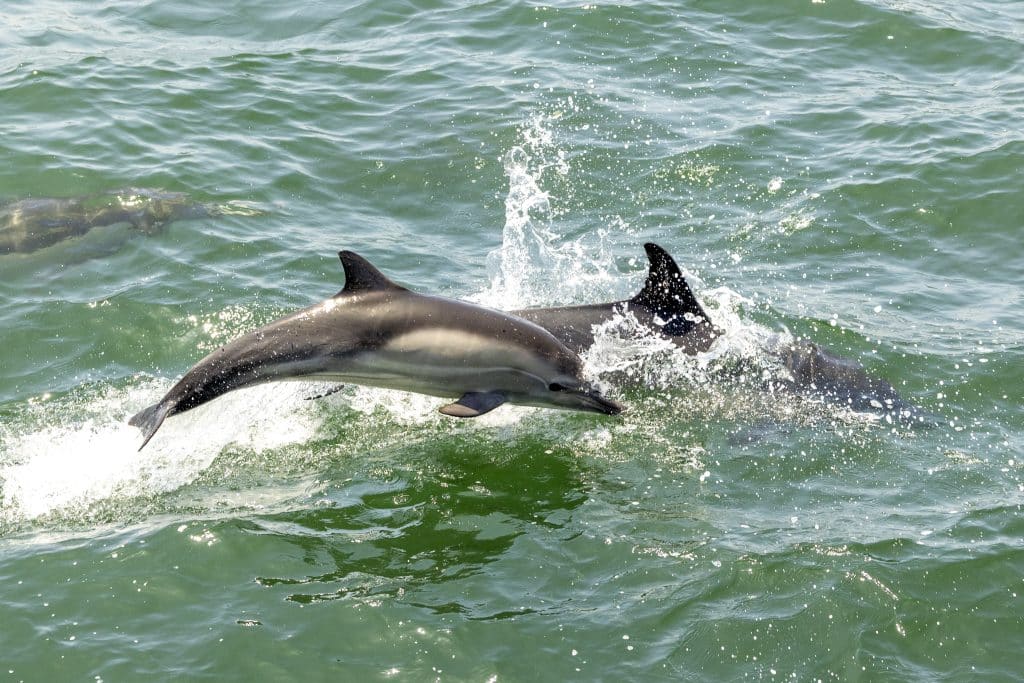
[514,243,924,423]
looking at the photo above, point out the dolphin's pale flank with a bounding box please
[515,243,921,421]
[130,250,622,450]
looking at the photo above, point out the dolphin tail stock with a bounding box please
[129,401,173,451]
[631,242,718,338]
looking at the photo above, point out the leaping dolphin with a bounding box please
[515,243,920,421]
[130,250,623,450]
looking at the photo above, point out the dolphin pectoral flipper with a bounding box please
[439,391,507,418]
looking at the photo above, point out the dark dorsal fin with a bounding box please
[630,242,712,336]
[335,250,408,296]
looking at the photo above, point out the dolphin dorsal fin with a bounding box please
[336,250,408,296]
[630,243,712,335]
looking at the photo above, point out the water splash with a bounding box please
[469,111,782,401]
[0,378,323,526]
[0,108,881,529]
[472,112,888,437]
[477,146,555,308]
[474,113,627,310]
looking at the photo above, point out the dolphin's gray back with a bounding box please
[773,340,920,418]
[513,303,628,355]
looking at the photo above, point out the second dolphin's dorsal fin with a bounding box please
[336,250,409,296]
[630,242,712,336]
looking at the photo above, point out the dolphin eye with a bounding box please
[548,383,567,392]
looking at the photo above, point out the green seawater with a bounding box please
[1,1,1022,680]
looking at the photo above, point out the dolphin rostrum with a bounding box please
[0,187,262,255]
[515,243,920,420]
[130,250,623,450]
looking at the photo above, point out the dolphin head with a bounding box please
[520,328,625,416]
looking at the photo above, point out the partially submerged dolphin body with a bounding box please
[0,187,260,254]
[515,243,920,420]
[514,243,720,357]
[130,250,622,450]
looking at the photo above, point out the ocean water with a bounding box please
[1,0,1022,680]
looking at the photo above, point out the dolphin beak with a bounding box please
[545,381,624,415]
[575,388,625,415]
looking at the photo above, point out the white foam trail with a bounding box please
[0,379,323,523]
[2,419,158,520]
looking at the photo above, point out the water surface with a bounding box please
[1,1,1022,679]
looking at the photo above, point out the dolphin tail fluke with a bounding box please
[129,401,172,451]
[631,243,716,337]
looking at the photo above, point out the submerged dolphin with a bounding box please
[130,250,622,450]
[515,243,919,420]
[0,187,261,255]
